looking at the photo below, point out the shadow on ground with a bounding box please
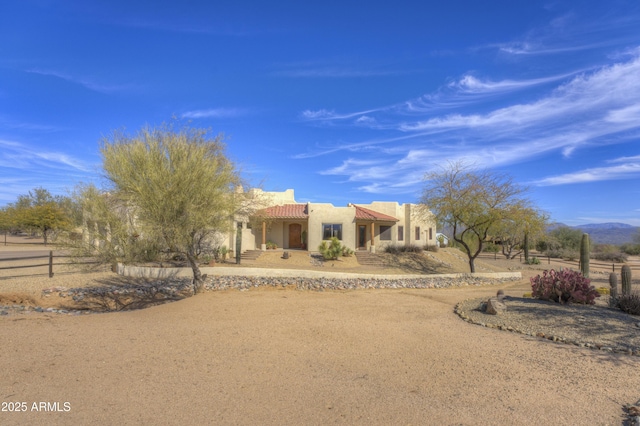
[68,276,193,312]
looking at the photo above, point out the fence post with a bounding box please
[49,251,54,278]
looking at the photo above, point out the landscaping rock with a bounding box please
[485,297,507,315]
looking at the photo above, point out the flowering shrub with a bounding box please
[530,269,600,305]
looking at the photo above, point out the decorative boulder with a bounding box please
[485,297,507,315]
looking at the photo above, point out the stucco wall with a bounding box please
[308,203,357,251]
[355,202,436,250]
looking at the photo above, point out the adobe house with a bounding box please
[233,189,436,253]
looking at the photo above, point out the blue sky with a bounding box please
[1,1,640,226]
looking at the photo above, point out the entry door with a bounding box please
[358,225,367,249]
[289,223,302,248]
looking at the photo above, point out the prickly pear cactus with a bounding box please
[580,233,590,278]
[621,265,632,296]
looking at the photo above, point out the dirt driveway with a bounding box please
[1,281,638,425]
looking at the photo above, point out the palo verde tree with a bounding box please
[99,124,242,293]
[420,161,531,273]
[8,187,73,245]
[490,206,548,260]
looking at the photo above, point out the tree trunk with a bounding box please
[185,251,204,294]
[524,233,529,262]
[468,258,476,273]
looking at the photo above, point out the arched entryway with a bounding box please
[288,223,302,248]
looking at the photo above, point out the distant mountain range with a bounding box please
[551,222,639,245]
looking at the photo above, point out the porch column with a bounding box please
[261,221,267,251]
[370,222,375,253]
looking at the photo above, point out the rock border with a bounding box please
[1,274,520,316]
[454,298,640,357]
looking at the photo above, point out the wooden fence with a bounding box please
[0,251,98,278]
[476,252,640,274]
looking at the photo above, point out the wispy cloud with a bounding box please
[300,108,382,121]
[181,108,248,119]
[0,139,93,172]
[0,139,97,204]
[296,46,640,194]
[533,156,640,186]
[490,11,640,57]
[26,68,131,94]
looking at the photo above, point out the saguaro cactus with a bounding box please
[580,233,590,278]
[621,264,632,296]
[609,272,618,307]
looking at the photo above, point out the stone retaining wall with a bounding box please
[116,263,521,282]
[203,275,519,291]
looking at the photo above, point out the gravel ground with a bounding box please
[2,236,640,424]
[456,296,640,355]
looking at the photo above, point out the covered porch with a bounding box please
[258,204,309,251]
[353,205,399,253]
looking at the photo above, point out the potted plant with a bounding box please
[301,230,307,250]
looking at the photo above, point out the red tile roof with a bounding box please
[262,204,308,219]
[354,205,398,222]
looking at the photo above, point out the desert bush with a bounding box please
[525,256,540,265]
[319,237,344,260]
[266,241,277,249]
[617,292,640,316]
[544,248,578,261]
[536,236,561,252]
[342,246,354,257]
[384,244,423,254]
[424,244,439,252]
[592,251,628,263]
[384,245,401,254]
[620,243,640,256]
[530,269,600,305]
[482,242,500,253]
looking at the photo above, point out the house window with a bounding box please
[429,227,432,240]
[322,224,342,240]
[415,226,421,240]
[380,225,391,241]
[398,226,404,241]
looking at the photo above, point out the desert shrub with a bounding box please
[536,236,561,252]
[483,242,500,253]
[318,237,344,260]
[620,243,640,256]
[128,239,163,263]
[592,251,628,263]
[549,226,583,251]
[544,248,578,261]
[530,269,600,305]
[424,244,439,253]
[384,245,401,254]
[617,292,640,315]
[525,256,540,265]
[266,241,277,249]
[384,244,423,254]
[342,246,354,257]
